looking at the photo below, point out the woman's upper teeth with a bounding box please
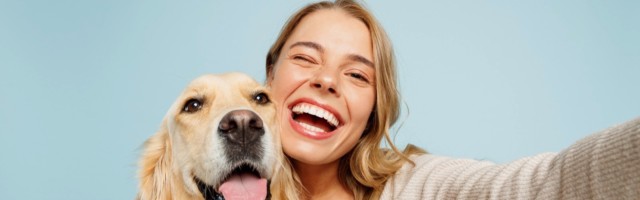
[292,103,339,127]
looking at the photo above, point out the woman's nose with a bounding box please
[310,70,339,96]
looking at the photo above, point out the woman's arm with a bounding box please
[537,117,640,199]
[381,117,640,199]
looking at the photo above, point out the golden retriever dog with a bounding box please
[137,73,278,200]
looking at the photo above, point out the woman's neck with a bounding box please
[293,160,354,200]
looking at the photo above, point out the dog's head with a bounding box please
[138,73,277,200]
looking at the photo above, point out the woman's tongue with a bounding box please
[294,113,333,132]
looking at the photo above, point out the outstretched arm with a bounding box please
[382,117,640,199]
[537,117,640,199]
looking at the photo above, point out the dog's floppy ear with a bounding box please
[138,119,173,200]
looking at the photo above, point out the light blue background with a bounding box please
[1,1,638,199]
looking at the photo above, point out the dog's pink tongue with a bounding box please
[219,172,267,200]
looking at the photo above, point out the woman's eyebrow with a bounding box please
[349,54,374,68]
[289,41,373,68]
[289,41,324,53]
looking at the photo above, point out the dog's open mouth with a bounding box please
[219,164,268,200]
[195,164,269,200]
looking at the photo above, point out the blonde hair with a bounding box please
[266,1,425,199]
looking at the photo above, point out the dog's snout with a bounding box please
[218,110,264,145]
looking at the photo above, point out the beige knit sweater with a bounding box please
[381,117,640,199]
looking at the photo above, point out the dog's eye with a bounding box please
[253,92,270,105]
[182,99,203,113]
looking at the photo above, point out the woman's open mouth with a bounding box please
[289,101,342,139]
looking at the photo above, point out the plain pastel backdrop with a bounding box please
[1,0,639,199]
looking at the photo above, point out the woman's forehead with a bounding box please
[286,9,373,61]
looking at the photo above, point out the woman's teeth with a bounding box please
[298,122,325,133]
[291,103,339,127]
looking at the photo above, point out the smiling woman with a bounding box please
[271,8,377,162]
[265,1,423,199]
[264,2,424,199]
[263,0,640,200]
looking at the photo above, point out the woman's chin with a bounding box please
[289,154,336,166]
[281,139,335,165]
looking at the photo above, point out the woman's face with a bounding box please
[268,9,376,165]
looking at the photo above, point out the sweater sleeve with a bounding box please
[380,117,640,200]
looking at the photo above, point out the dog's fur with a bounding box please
[137,73,278,200]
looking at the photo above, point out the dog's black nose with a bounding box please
[218,110,264,145]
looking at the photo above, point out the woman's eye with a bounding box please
[182,98,203,113]
[293,55,315,64]
[348,72,369,83]
[253,92,271,105]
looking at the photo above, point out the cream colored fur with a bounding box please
[137,73,279,200]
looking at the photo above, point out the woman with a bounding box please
[265,1,640,199]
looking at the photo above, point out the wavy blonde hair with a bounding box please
[266,0,425,199]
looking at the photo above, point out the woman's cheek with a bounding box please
[269,64,294,103]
